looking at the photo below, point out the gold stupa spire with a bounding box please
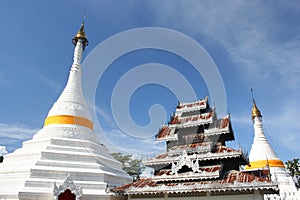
[247,89,285,171]
[252,100,262,119]
[72,21,89,50]
[250,88,262,120]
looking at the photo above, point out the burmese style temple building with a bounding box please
[0,24,299,200]
[113,99,299,200]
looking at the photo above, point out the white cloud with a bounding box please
[231,114,251,125]
[95,127,164,156]
[93,106,165,156]
[263,100,300,154]
[31,72,63,91]
[0,123,38,141]
[144,1,300,90]
[137,1,300,160]
[95,106,114,126]
[0,146,7,156]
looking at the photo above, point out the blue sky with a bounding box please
[0,1,299,162]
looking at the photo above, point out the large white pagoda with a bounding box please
[0,23,131,200]
[246,100,299,200]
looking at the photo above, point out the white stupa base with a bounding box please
[0,125,132,200]
[268,167,300,200]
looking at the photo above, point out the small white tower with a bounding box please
[0,22,131,200]
[246,100,285,170]
[246,100,299,199]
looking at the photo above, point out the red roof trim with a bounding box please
[212,145,241,153]
[113,170,274,193]
[156,126,171,139]
[176,99,207,110]
[170,111,213,125]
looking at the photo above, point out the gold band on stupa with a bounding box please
[44,115,93,130]
[246,159,285,170]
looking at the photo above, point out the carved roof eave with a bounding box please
[204,126,230,136]
[168,146,211,155]
[169,118,213,129]
[153,173,220,182]
[176,97,208,113]
[205,115,233,135]
[118,181,278,195]
[156,137,177,142]
[156,133,178,142]
[175,103,207,114]
[143,151,245,166]
[152,169,221,182]
[157,126,233,142]
[155,126,177,142]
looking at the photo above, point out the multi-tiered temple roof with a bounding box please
[113,97,279,197]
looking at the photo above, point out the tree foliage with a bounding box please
[285,158,300,188]
[0,156,3,163]
[111,152,143,180]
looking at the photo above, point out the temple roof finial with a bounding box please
[251,88,262,119]
[72,21,89,50]
[252,100,262,119]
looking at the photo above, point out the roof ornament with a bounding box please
[171,150,201,175]
[53,175,82,200]
[250,88,262,120]
[72,21,89,50]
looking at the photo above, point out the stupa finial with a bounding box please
[251,88,262,120]
[72,21,89,50]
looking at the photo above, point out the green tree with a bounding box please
[124,159,142,176]
[111,152,132,166]
[285,158,300,188]
[0,156,3,163]
[111,152,143,181]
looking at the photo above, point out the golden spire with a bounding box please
[72,21,89,50]
[252,100,262,119]
[250,88,262,119]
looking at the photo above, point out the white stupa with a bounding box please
[246,100,299,199]
[0,22,131,200]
